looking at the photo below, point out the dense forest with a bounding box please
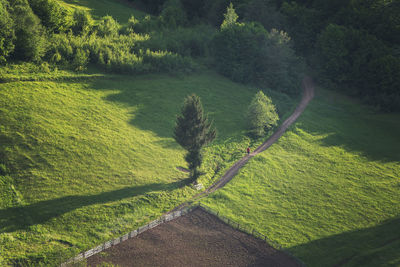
[1,0,399,110]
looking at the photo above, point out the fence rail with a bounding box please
[61,204,304,267]
[60,206,194,266]
[197,203,305,266]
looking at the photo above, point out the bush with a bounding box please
[213,18,303,95]
[316,24,400,111]
[71,9,93,35]
[96,16,120,37]
[0,0,15,63]
[244,0,283,31]
[138,24,215,57]
[126,15,160,34]
[247,91,279,137]
[72,48,89,71]
[159,0,187,28]
[47,32,195,74]
[28,0,72,32]
[10,0,46,62]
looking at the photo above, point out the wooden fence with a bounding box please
[197,203,305,267]
[61,204,304,267]
[60,206,195,266]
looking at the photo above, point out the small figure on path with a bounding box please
[246,147,250,155]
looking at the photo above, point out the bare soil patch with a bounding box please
[87,207,300,267]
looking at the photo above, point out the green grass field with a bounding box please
[60,0,146,23]
[0,66,294,265]
[2,1,399,266]
[201,88,400,266]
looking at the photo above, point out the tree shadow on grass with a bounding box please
[0,180,187,233]
[293,93,400,163]
[87,76,251,141]
[289,217,400,266]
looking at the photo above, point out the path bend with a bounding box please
[172,76,315,211]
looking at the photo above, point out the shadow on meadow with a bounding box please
[289,217,400,266]
[0,180,187,233]
[292,90,400,163]
[88,75,252,141]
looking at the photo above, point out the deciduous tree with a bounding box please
[247,91,278,137]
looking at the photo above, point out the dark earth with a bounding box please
[87,207,300,267]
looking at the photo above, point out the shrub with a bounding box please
[125,15,161,34]
[125,15,140,34]
[247,91,279,137]
[0,0,15,63]
[71,9,93,35]
[138,25,215,57]
[97,16,120,37]
[28,0,72,32]
[159,0,187,28]
[213,5,303,95]
[72,48,89,71]
[46,32,74,65]
[10,0,46,62]
[47,32,195,74]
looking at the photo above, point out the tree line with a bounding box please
[133,0,400,111]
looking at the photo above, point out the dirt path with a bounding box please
[84,78,314,267]
[173,76,314,210]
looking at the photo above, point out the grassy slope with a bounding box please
[201,88,400,267]
[60,0,146,22]
[0,67,294,265]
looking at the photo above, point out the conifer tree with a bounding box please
[220,3,238,30]
[174,94,216,183]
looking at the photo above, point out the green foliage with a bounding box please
[71,9,94,35]
[45,32,195,74]
[0,71,294,265]
[139,24,216,58]
[316,24,400,111]
[125,15,160,34]
[28,0,72,32]
[138,0,166,14]
[279,0,400,111]
[244,0,283,31]
[221,3,239,29]
[280,1,322,55]
[96,16,120,37]
[159,0,187,28]
[9,0,46,62]
[0,0,15,63]
[247,91,278,137]
[174,94,217,182]
[315,24,349,83]
[202,88,400,266]
[72,48,89,71]
[213,21,303,95]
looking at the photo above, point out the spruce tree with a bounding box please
[220,3,238,30]
[174,94,216,183]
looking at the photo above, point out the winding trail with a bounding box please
[172,76,315,211]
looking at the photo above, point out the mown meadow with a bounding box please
[1,0,399,266]
[0,65,295,265]
[201,87,400,266]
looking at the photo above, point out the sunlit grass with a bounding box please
[0,69,294,265]
[201,88,400,267]
[60,0,146,22]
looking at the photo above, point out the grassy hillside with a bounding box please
[201,88,400,266]
[60,0,146,22]
[0,65,294,265]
